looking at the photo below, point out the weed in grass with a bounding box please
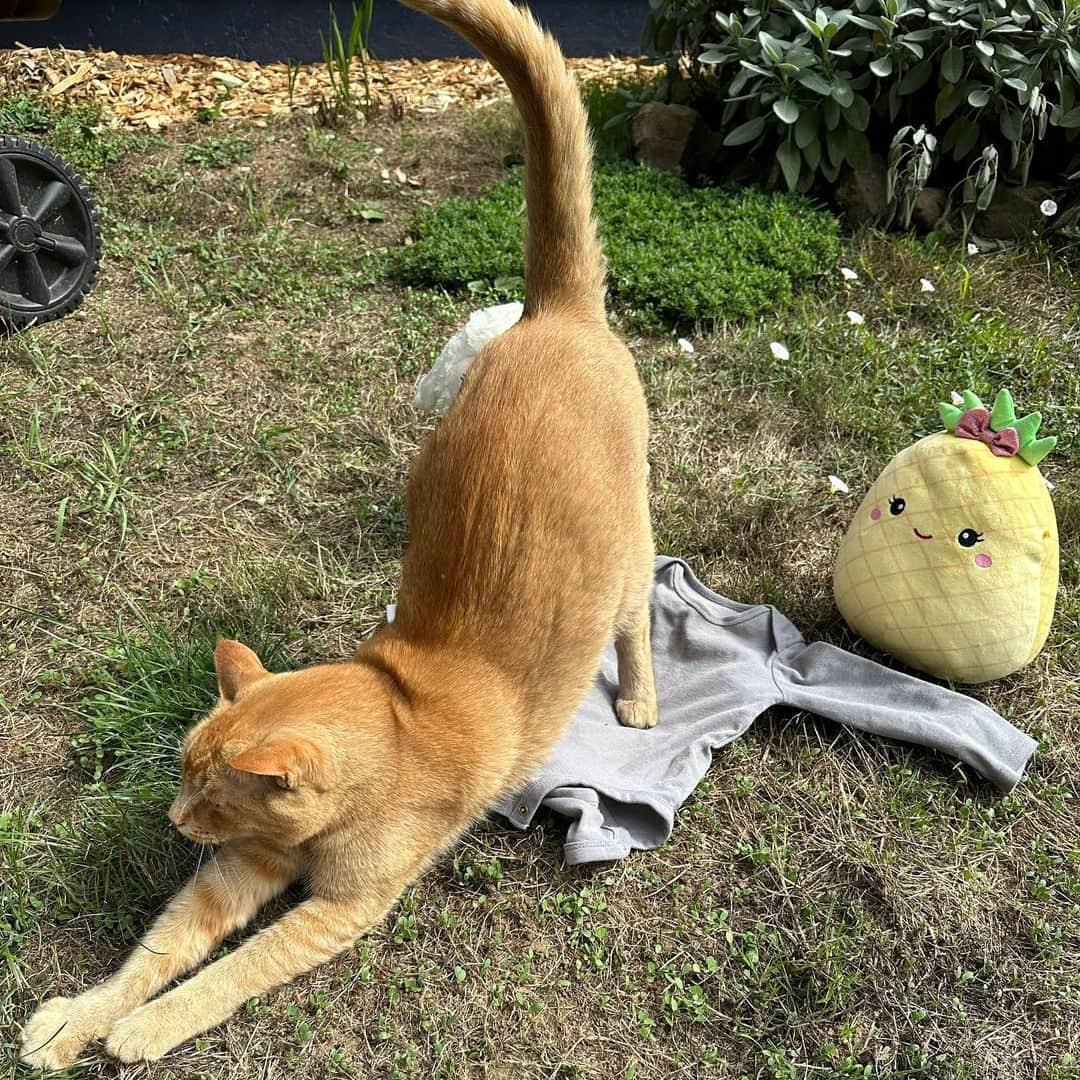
[182,134,254,169]
[318,0,378,126]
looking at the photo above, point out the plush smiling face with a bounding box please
[834,431,1058,684]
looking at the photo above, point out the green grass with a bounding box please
[734,239,1080,465]
[182,134,254,169]
[396,162,842,328]
[1,582,307,1033]
[0,92,134,181]
[0,91,1076,1080]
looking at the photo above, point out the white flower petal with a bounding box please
[920,278,936,293]
[846,310,865,325]
[966,242,979,256]
[828,474,850,494]
[677,337,695,354]
[1040,198,1058,217]
[769,341,790,361]
[840,266,859,281]
[951,389,965,406]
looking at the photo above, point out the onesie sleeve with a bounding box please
[772,641,1037,791]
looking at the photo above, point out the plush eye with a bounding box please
[957,528,983,547]
[889,496,906,516]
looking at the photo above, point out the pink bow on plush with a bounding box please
[955,408,1020,457]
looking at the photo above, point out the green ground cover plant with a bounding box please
[396,162,842,326]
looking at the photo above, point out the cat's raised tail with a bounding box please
[398,0,606,320]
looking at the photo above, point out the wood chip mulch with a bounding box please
[0,45,646,129]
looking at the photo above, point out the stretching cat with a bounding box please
[19,0,656,1067]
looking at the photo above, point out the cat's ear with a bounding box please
[227,737,326,791]
[214,639,269,703]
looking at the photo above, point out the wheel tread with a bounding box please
[0,133,102,332]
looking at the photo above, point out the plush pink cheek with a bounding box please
[869,507,882,521]
[975,553,992,569]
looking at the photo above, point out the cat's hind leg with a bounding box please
[614,526,657,731]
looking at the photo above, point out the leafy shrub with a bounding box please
[640,0,1080,201]
[396,162,840,327]
[0,92,131,181]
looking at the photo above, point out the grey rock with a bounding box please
[835,156,887,226]
[912,186,947,231]
[974,184,1055,240]
[632,102,701,173]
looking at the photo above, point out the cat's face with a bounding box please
[168,640,387,849]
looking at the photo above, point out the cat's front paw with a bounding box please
[104,1002,182,1064]
[19,996,101,1071]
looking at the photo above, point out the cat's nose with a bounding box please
[167,796,188,827]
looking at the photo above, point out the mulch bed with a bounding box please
[0,45,645,128]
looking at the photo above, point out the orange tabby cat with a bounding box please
[19,0,656,1067]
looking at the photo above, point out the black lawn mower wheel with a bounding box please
[0,134,102,332]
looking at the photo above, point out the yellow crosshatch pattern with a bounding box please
[834,432,1059,684]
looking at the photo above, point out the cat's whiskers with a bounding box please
[210,845,236,907]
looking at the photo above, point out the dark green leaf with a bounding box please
[941,45,964,83]
[1068,46,1080,80]
[794,108,819,148]
[797,70,833,95]
[827,126,847,167]
[955,120,981,159]
[773,96,801,124]
[898,60,933,93]
[847,94,871,131]
[723,115,767,145]
[831,82,855,107]
[845,128,873,170]
[1000,105,1021,141]
[777,140,801,190]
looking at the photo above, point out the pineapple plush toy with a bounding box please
[834,390,1058,684]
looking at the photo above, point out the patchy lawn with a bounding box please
[1,93,1078,1080]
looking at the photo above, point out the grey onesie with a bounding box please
[491,557,1038,865]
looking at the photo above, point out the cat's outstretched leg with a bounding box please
[104,877,408,1064]
[19,842,300,1072]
